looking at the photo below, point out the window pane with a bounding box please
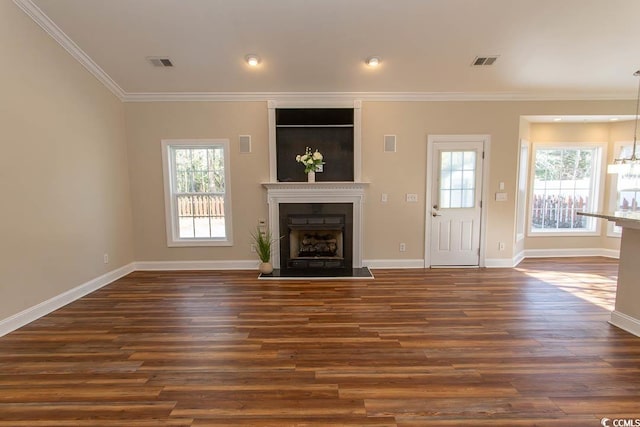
[462,190,475,208]
[463,151,476,170]
[440,190,451,209]
[177,194,226,239]
[619,190,639,210]
[441,152,452,170]
[611,145,639,237]
[440,169,451,190]
[451,190,462,208]
[531,147,599,233]
[169,143,228,241]
[451,171,463,190]
[174,149,190,170]
[463,171,475,189]
[439,150,476,208]
[451,152,464,169]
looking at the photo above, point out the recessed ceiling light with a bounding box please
[245,54,260,67]
[366,56,381,67]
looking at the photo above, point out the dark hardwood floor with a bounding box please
[1,257,638,426]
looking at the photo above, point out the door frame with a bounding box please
[424,134,491,268]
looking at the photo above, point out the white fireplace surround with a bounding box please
[263,182,368,269]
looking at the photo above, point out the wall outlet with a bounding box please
[499,242,505,251]
[250,244,257,253]
[103,253,109,264]
[406,193,418,202]
[399,243,406,252]
[381,193,388,203]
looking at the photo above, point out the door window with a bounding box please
[439,150,476,208]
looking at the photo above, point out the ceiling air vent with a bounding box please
[472,56,499,66]
[147,57,174,67]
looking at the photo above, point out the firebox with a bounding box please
[279,203,353,272]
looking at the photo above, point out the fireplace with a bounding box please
[262,182,367,272]
[279,203,353,272]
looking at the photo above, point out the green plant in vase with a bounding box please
[251,227,277,274]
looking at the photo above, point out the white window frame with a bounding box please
[607,140,638,237]
[515,139,529,242]
[161,139,233,247]
[527,142,607,237]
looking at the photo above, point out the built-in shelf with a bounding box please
[268,101,362,183]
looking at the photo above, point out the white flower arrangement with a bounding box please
[296,147,325,174]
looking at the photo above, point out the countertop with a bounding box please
[578,211,640,230]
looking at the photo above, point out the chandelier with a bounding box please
[608,70,640,176]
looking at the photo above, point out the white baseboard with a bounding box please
[523,248,619,259]
[610,310,640,338]
[135,260,259,270]
[598,249,620,259]
[363,259,425,269]
[485,258,516,268]
[485,251,526,268]
[513,250,525,266]
[0,263,135,337]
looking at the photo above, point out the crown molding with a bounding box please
[121,91,634,103]
[13,0,126,100]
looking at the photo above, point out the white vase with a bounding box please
[307,171,315,182]
[259,262,273,275]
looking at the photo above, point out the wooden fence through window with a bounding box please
[177,195,224,218]
[531,194,587,229]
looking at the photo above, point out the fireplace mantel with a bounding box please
[262,181,368,193]
[262,181,369,269]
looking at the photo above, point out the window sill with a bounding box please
[167,239,233,247]
[527,231,599,238]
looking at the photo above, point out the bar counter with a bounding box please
[578,211,640,337]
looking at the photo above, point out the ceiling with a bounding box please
[15,0,640,100]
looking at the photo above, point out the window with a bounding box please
[439,150,477,208]
[608,142,640,236]
[161,139,232,246]
[529,144,605,235]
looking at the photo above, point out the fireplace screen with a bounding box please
[287,214,345,269]
[279,203,353,271]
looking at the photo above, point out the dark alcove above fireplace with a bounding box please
[275,108,354,182]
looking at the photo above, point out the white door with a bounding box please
[429,141,484,266]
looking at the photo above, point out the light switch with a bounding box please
[495,192,507,202]
[406,193,418,202]
[381,193,388,203]
[499,182,505,190]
